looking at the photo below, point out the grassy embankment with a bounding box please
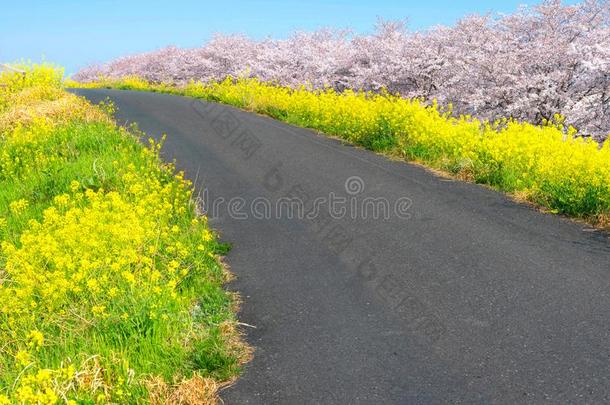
[70,76,610,227]
[0,66,249,404]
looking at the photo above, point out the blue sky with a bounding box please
[1,1,570,75]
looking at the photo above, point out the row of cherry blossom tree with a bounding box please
[74,0,610,139]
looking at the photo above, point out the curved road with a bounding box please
[73,89,610,404]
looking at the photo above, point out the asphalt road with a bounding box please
[72,89,610,404]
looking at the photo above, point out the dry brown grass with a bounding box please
[145,319,253,405]
[0,87,110,132]
[146,374,220,405]
[220,321,254,368]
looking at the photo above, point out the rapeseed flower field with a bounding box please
[71,76,610,225]
[1,66,249,404]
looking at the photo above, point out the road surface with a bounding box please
[72,89,610,404]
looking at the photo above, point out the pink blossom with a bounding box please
[73,0,610,139]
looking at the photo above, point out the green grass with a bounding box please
[0,66,248,404]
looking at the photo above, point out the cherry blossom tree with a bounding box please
[73,0,610,139]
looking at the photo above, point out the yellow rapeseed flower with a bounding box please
[9,199,29,215]
[26,330,44,350]
[15,350,31,367]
